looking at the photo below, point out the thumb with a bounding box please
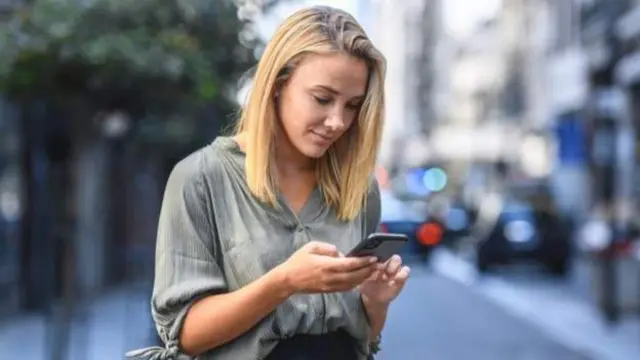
[306,241,340,257]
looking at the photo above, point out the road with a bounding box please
[378,263,592,360]
[427,249,640,360]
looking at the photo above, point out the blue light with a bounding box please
[405,168,430,196]
[423,168,447,192]
[446,208,468,231]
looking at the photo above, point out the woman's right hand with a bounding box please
[276,241,378,295]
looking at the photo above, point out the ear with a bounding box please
[273,87,282,109]
[274,79,286,98]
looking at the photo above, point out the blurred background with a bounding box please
[0,0,639,359]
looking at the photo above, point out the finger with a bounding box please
[389,266,411,287]
[307,241,340,257]
[371,269,383,281]
[331,256,377,272]
[379,255,394,271]
[398,266,411,280]
[332,265,376,287]
[362,269,380,284]
[385,255,403,276]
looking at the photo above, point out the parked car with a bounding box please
[378,188,443,260]
[474,190,573,275]
[423,195,477,249]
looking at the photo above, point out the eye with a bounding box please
[313,96,331,105]
[346,102,362,110]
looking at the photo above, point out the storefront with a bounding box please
[546,47,590,221]
[0,98,23,317]
[578,0,639,323]
[615,4,640,238]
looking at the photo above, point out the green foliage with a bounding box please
[0,0,260,117]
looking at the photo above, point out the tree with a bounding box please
[0,1,284,335]
[0,0,267,148]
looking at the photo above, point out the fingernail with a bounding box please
[370,257,378,263]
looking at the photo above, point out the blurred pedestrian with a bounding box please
[127,5,409,360]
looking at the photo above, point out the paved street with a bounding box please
[378,264,593,360]
[428,249,640,360]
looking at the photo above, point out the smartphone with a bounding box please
[347,232,408,262]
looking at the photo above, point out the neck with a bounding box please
[273,132,316,176]
[233,132,316,176]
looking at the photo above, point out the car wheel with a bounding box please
[546,258,569,276]
[477,251,492,273]
[420,246,433,262]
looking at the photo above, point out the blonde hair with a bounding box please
[236,6,386,221]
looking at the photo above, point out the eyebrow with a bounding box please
[313,85,365,100]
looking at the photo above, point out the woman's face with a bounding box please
[276,52,369,159]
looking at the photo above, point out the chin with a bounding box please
[299,143,330,159]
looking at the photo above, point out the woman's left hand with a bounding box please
[359,255,410,306]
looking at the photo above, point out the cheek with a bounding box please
[280,94,324,132]
[278,94,302,132]
[341,111,359,132]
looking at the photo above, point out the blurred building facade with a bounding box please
[0,97,163,320]
[544,0,592,221]
[0,99,22,317]
[367,0,640,319]
[368,0,421,171]
[614,0,640,228]
[449,17,505,128]
[0,0,24,320]
[368,0,451,171]
[608,0,640,317]
[498,0,640,319]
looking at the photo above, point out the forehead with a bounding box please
[289,52,368,95]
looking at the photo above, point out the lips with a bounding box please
[310,130,333,143]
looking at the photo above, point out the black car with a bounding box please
[474,196,573,275]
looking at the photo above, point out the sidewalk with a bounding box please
[0,285,154,360]
[430,248,640,360]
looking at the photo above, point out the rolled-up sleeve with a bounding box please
[151,153,227,353]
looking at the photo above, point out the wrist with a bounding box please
[361,294,388,342]
[361,293,390,312]
[268,264,296,300]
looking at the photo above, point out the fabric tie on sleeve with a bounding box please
[126,339,191,360]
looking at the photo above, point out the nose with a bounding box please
[324,111,346,132]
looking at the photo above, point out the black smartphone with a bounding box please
[347,232,408,262]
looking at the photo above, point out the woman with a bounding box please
[127,5,410,360]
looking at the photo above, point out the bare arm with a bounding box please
[180,267,290,356]
[180,242,377,356]
[362,296,388,341]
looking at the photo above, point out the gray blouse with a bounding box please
[127,136,381,360]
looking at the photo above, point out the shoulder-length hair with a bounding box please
[236,5,386,221]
